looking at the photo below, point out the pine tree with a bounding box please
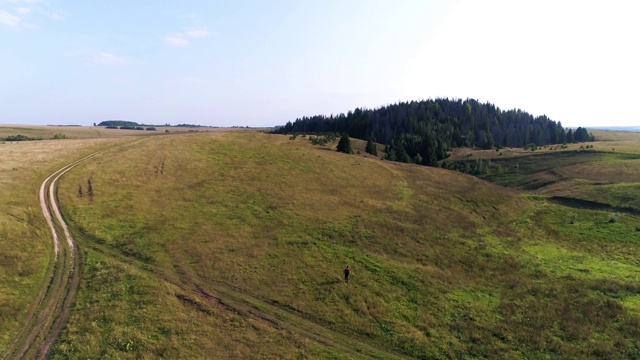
[336,133,353,154]
[365,135,378,156]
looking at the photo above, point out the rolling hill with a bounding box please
[2,128,640,358]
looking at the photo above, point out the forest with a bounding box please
[276,98,594,166]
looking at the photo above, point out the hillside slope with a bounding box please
[447,131,640,213]
[50,132,640,359]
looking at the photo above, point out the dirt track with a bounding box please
[3,154,98,360]
[4,150,410,359]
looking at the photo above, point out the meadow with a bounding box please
[0,126,135,352]
[2,127,640,358]
[449,130,640,213]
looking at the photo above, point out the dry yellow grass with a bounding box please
[0,124,256,141]
[0,128,139,350]
[4,127,640,358]
[590,130,640,142]
[49,131,543,358]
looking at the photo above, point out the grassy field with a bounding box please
[0,127,136,351]
[43,131,640,358]
[3,127,640,358]
[448,131,640,212]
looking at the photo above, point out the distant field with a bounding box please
[448,131,640,212]
[0,124,253,142]
[3,127,640,358]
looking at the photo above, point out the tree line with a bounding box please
[276,98,594,166]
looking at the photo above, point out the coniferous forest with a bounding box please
[276,98,594,166]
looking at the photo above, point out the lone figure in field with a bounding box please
[344,265,351,283]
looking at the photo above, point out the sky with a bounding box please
[1,0,638,128]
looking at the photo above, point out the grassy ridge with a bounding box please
[50,132,640,358]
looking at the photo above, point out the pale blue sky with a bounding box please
[1,0,638,127]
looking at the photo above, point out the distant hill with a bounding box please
[587,126,640,132]
[277,98,594,166]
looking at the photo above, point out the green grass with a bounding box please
[448,133,640,212]
[0,132,134,351]
[5,128,640,358]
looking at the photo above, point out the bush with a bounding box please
[568,212,577,224]
[5,134,35,141]
[608,212,621,223]
[309,134,337,146]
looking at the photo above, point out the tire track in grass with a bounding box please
[6,145,411,359]
[76,239,413,360]
[3,153,99,360]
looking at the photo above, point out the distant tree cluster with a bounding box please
[276,98,595,166]
[175,124,203,127]
[99,120,139,127]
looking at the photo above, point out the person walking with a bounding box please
[344,265,351,283]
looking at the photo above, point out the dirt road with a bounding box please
[4,150,409,359]
[3,154,98,360]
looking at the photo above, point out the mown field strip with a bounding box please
[3,153,99,360]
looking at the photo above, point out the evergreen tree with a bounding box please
[365,135,378,156]
[336,133,353,154]
[566,129,574,143]
[276,97,593,168]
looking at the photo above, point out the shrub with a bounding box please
[568,212,577,224]
[5,134,34,141]
[608,212,621,223]
[309,134,337,146]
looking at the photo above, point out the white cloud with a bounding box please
[185,28,210,38]
[11,0,43,3]
[0,0,58,30]
[91,52,129,66]
[164,35,190,47]
[164,20,212,48]
[0,10,21,28]
[14,7,31,15]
